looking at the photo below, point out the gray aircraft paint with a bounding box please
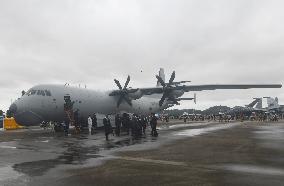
[8,68,282,126]
[11,84,164,126]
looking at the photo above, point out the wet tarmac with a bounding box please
[0,120,284,186]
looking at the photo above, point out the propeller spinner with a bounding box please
[156,71,178,107]
[109,75,137,108]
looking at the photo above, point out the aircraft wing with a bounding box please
[181,84,282,92]
[138,84,282,95]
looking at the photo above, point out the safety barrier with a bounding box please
[3,117,23,130]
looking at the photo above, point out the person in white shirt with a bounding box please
[87,115,92,134]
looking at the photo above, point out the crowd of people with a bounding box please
[180,112,283,123]
[86,113,158,141]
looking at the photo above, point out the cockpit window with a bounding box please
[41,90,45,96]
[31,90,36,95]
[26,90,32,95]
[27,89,51,96]
[45,90,51,96]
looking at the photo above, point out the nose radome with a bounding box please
[8,103,18,116]
[14,111,43,126]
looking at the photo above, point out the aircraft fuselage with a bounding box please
[10,84,164,126]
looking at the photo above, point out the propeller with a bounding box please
[109,75,137,108]
[156,71,177,107]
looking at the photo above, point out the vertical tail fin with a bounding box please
[156,68,165,87]
[265,97,280,109]
[255,98,263,109]
[246,98,260,108]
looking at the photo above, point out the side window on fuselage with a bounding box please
[28,89,51,96]
[31,90,36,95]
[41,90,45,96]
[26,90,32,96]
[37,90,41,95]
[45,90,51,96]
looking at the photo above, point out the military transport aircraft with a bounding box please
[226,98,263,115]
[8,69,282,126]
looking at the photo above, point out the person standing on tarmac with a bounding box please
[122,113,130,135]
[103,115,113,140]
[115,114,121,136]
[91,113,97,134]
[131,114,142,137]
[137,115,143,136]
[150,113,158,137]
[74,109,80,131]
[141,115,147,135]
[132,114,138,137]
[87,115,92,134]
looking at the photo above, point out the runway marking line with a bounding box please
[115,156,187,166]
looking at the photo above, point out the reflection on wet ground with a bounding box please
[174,123,240,137]
[219,164,284,176]
[1,121,284,185]
[0,128,162,180]
[9,136,156,177]
[253,124,284,150]
[0,122,220,182]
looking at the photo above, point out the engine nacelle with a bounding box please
[128,89,143,100]
[170,90,184,98]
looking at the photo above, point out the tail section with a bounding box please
[246,98,260,108]
[255,98,263,109]
[264,97,280,109]
[156,68,165,87]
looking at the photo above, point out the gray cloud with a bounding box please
[0,0,283,111]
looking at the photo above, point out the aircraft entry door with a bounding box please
[0,116,3,130]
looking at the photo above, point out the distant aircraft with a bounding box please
[261,97,284,113]
[227,97,284,115]
[227,98,263,114]
[8,68,282,126]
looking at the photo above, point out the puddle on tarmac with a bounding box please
[253,125,284,150]
[6,123,227,179]
[0,141,17,149]
[220,164,284,176]
[174,123,240,137]
[157,122,211,130]
[0,165,28,186]
[12,144,101,176]
[254,126,284,140]
[11,135,154,177]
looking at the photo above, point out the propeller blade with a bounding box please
[117,96,124,108]
[168,71,175,85]
[159,93,167,107]
[156,75,166,87]
[123,75,130,89]
[124,96,132,106]
[114,79,122,90]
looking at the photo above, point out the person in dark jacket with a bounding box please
[91,113,97,134]
[122,113,130,135]
[74,109,80,132]
[103,115,113,140]
[131,114,142,138]
[141,115,148,135]
[115,114,121,136]
[150,113,158,137]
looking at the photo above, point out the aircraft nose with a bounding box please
[9,102,43,126]
[14,111,43,126]
[8,103,18,117]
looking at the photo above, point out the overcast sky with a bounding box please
[0,0,283,112]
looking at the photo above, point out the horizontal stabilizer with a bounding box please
[175,93,197,104]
